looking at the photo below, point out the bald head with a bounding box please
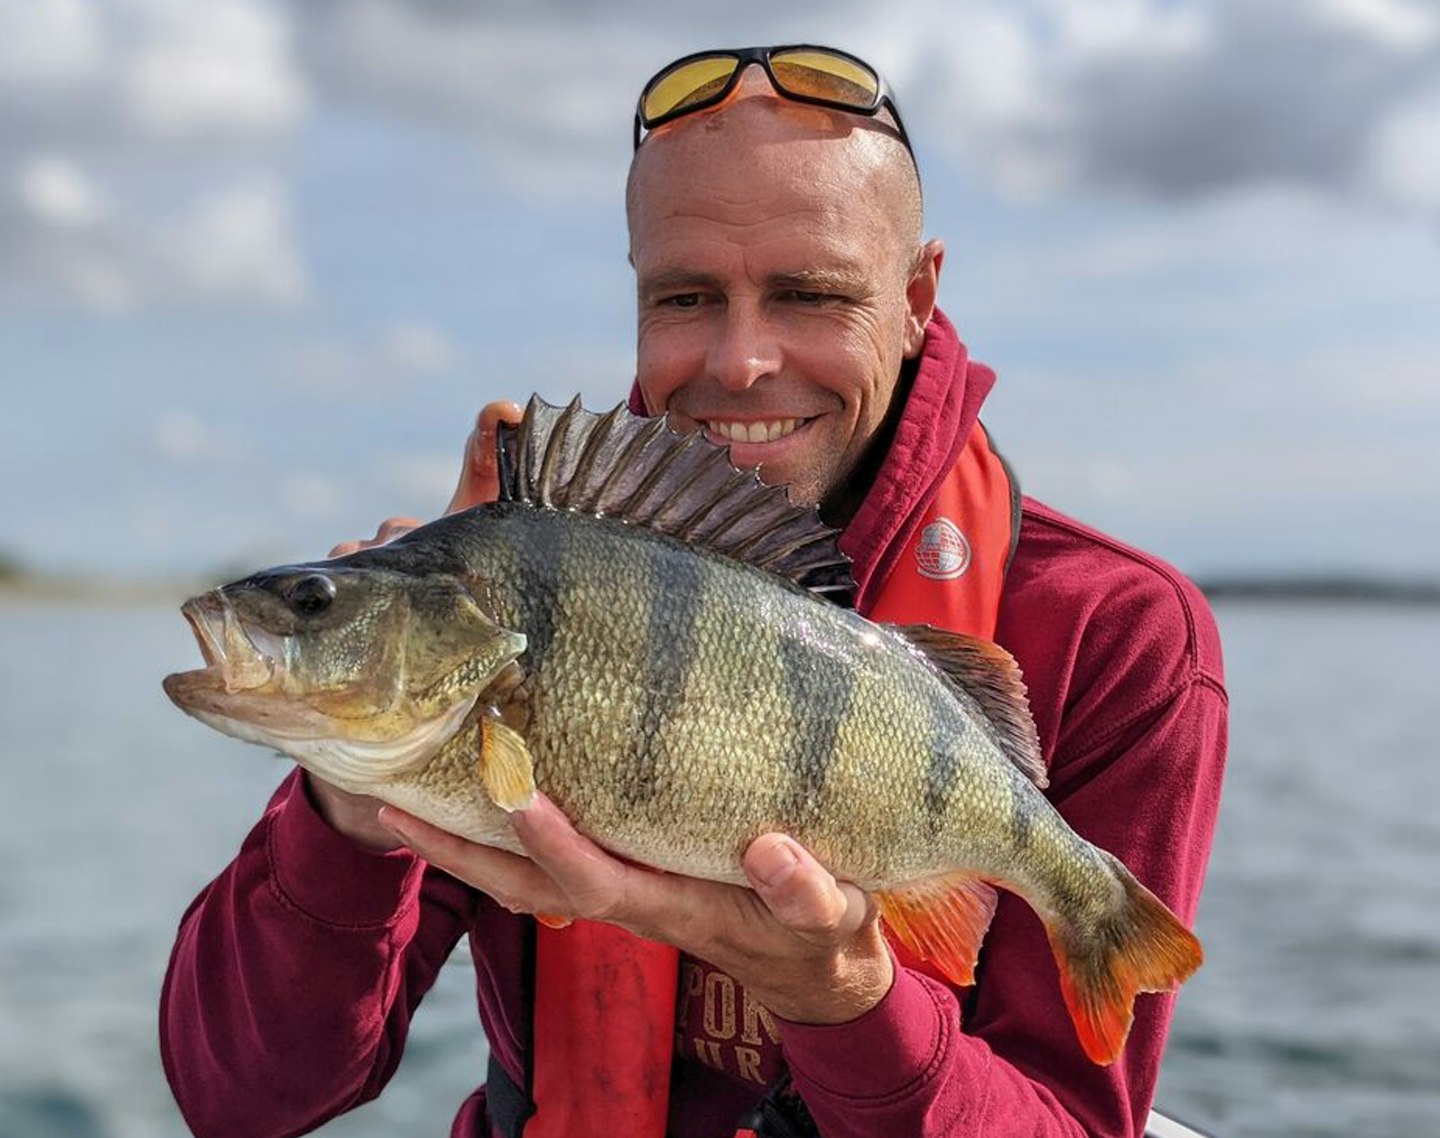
[627,84,923,275]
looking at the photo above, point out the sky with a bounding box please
[2,0,1438,581]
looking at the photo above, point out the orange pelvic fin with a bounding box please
[478,717,536,812]
[534,912,573,930]
[1046,855,1204,1065]
[875,872,999,987]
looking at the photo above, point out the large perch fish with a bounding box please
[164,396,1201,1064]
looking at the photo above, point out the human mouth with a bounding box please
[703,418,807,445]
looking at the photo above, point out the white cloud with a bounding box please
[285,321,461,392]
[1366,87,1440,210]
[122,0,307,138]
[884,0,1440,216]
[0,0,104,88]
[0,0,308,308]
[280,471,346,520]
[2,172,307,308]
[18,155,106,228]
[5,0,1440,314]
[1315,0,1440,51]
[153,410,245,465]
[378,322,457,376]
[296,0,656,194]
[172,180,307,303]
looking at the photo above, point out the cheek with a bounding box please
[636,326,696,413]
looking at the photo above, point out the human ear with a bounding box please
[903,239,944,359]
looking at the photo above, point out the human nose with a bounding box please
[706,301,781,392]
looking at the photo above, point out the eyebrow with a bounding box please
[768,267,869,294]
[637,269,725,302]
[638,264,870,302]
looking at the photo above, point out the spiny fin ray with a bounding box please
[496,396,854,598]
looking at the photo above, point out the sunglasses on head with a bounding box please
[633,44,913,159]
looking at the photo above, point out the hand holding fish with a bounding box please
[378,793,897,1025]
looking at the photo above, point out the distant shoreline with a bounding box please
[1193,576,1440,605]
[3,571,1438,608]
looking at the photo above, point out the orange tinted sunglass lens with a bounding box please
[641,56,740,121]
[769,49,879,107]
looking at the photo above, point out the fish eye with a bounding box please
[287,573,337,615]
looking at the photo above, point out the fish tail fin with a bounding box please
[1045,855,1203,1066]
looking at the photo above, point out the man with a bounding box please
[162,46,1226,1138]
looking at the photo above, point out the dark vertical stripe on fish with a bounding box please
[512,510,564,671]
[777,632,849,824]
[1009,767,1038,851]
[924,678,966,832]
[625,541,705,806]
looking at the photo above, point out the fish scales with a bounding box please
[435,505,1046,894]
[162,395,1202,1065]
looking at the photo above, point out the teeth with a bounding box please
[705,418,801,444]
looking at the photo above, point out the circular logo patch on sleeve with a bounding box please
[915,517,972,580]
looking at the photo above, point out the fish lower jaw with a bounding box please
[175,689,481,787]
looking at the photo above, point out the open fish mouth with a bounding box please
[178,590,284,694]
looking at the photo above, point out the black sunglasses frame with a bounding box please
[632,44,913,158]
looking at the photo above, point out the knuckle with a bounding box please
[378,517,419,540]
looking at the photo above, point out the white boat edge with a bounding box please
[1147,1109,1213,1138]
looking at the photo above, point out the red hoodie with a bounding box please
[161,311,1227,1138]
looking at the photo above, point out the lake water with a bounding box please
[1,597,1437,1137]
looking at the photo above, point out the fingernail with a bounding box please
[377,806,410,838]
[754,838,799,887]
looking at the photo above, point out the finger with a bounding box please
[378,805,569,916]
[375,516,421,543]
[743,833,871,942]
[447,400,524,514]
[328,517,421,560]
[509,793,636,923]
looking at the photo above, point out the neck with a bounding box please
[819,364,913,529]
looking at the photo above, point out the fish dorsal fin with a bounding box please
[496,395,855,599]
[889,624,1047,788]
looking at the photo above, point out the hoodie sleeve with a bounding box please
[159,769,474,1138]
[779,620,1227,1136]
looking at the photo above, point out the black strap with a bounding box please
[485,1054,535,1138]
[737,1072,823,1138]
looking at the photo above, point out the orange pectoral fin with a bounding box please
[875,872,1000,988]
[478,716,536,812]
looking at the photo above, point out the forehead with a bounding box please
[628,99,907,267]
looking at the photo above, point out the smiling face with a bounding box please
[628,80,942,520]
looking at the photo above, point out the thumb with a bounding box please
[447,400,524,514]
[743,834,871,943]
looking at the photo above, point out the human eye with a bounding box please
[659,292,703,309]
[777,277,852,306]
